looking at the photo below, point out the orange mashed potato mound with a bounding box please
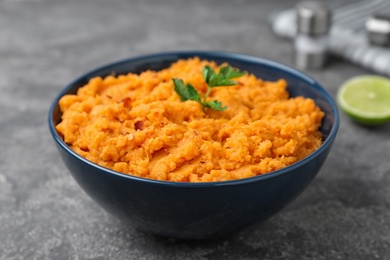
[56,58,324,182]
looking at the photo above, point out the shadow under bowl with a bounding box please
[48,51,339,239]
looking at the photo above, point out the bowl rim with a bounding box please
[48,50,339,188]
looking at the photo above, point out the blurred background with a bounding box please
[1,0,389,259]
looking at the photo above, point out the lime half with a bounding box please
[337,75,390,126]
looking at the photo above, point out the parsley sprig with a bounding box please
[173,65,245,111]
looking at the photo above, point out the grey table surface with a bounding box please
[1,0,390,259]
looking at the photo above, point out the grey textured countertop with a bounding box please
[1,0,390,259]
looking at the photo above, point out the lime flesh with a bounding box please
[337,75,390,126]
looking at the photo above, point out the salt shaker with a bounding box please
[366,12,390,46]
[294,1,331,69]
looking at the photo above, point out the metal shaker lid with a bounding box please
[296,1,331,35]
[365,13,390,46]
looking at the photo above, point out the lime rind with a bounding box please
[337,75,390,126]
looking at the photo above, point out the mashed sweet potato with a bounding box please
[56,57,324,182]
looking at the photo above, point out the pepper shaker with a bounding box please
[294,1,331,69]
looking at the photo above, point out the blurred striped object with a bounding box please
[271,0,390,76]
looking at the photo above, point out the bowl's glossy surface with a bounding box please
[48,51,339,239]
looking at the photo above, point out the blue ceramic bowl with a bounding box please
[48,51,339,239]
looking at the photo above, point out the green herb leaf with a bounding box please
[203,65,245,88]
[204,100,227,111]
[219,65,246,80]
[173,78,201,102]
[173,64,245,112]
[202,65,213,84]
